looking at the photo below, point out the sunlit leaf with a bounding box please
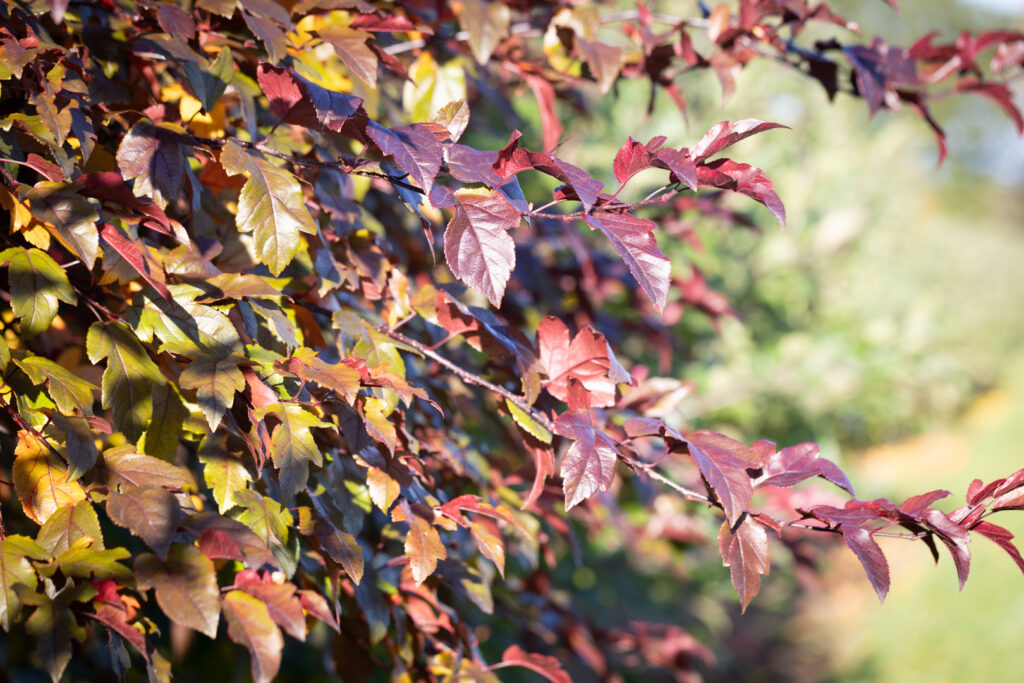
[222,590,283,683]
[12,431,86,525]
[87,321,166,442]
[0,247,77,339]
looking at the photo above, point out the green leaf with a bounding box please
[51,414,99,480]
[54,542,133,582]
[180,354,246,432]
[231,490,296,576]
[36,500,103,556]
[254,402,329,498]
[220,139,317,276]
[25,181,99,270]
[200,438,253,515]
[98,445,193,491]
[107,485,183,559]
[185,46,234,112]
[128,284,241,357]
[1,535,42,631]
[141,383,187,461]
[0,336,10,371]
[505,399,552,444]
[0,247,77,339]
[135,544,220,638]
[222,590,283,683]
[14,355,96,415]
[87,321,166,442]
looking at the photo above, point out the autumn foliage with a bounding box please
[1,0,1023,680]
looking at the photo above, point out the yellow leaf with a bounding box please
[1,187,50,249]
[12,431,86,525]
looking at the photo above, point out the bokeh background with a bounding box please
[492,0,1024,680]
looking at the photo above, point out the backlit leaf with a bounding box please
[255,402,329,498]
[222,590,283,683]
[141,383,188,462]
[319,24,378,87]
[584,212,671,312]
[220,140,317,275]
[180,354,246,432]
[54,544,132,582]
[116,122,187,210]
[135,544,220,638]
[0,247,77,339]
[25,181,99,270]
[443,187,521,307]
[537,316,631,408]
[201,448,253,515]
[98,445,193,491]
[401,502,446,585]
[14,355,96,416]
[498,645,572,683]
[1,535,41,631]
[553,411,619,510]
[690,119,788,163]
[234,572,306,640]
[459,0,511,64]
[12,431,86,525]
[87,321,166,442]
[36,500,103,556]
[682,431,759,526]
[718,518,770,612]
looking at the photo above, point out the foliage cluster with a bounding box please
[1,0,1024,680]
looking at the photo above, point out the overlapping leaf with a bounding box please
[553,411,620,510]
[222,590,284,683]
[537,317,631,407]
[134,544,220,637]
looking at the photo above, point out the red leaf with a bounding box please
[498,645,572,683]
[367,121,444,194]
[293,71,363,132]
[88,604,149,660]
[527,153,604,212]
[718,517,770,612]
[681,431,759,526]
[584,212,670,312]
[690,119,787,163]
[297,589,338,632]
[898,490,950,517]
[955,80,1024,133]
[651,147,698,191]
[612,137,654,185]
[523,442,555,510]
[256,63,319,128]
[805,506,890,601]
[922,508,971,589]
[494,130,534,179]
[99,223,171,300]
[80,172,171,235]
[754,441,855,495]
[973,521,1024,575]
[537,317,631,408]
[697,159,786,227]
[553,410,620,510]
[518,70,562,153]
[442,188,521,307]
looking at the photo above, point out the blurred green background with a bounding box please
[499,0,1024,679]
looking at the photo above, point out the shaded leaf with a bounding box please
[98,445,193,490]
[25,181,99,269]
[14,355,96,415]
[922,508,971,589]
[53,414,99,481]
[222,590,283,683]
[1,535,41,631]
[718,518,770,612]
[312,515,364,584]
[367,121,444,194]
[443,187,521,307]
[135,544,220,638]
[697,159,786,227]
[584,212,670,312]
[553,411,620,510]
[277,351,361,404]
[220,140,317,275]
[0,247,77,338]
[185,511,277,569]
[141,383,187,462]
[116,122,186,210]
[107,486,183,559]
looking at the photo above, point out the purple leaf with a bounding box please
[367,121,444,194]
[584,212,670,312]
[922,508,971,589]
[651,147,698,191]
[718,517,770,612]
[754,441,855,496]
[612,137,654,185]
[682,431,759,525]
[446,143,500,186]
[697,159,786,228]
[973,521,1024,574]
[690,119,788,163]
[528,154,604,212]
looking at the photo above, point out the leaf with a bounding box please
[235,573,306,640]
[201,451,253,515]
[189,46,234,112]
[116,121,187,210]
[973,522,1024,574]
[754,441,855,495]
[25,589,84,683]
[922,508,971,589]
[498,645,572,683]
[231,490,295,575]
[256,62,320,128]
[718,518,770,612]
[312,515,364,584]
[36,500,103,556]
[576,37,623,93]
[681,431,760,526]
[255,402,329,499]
[293,70,364,132]
[12,431,87,525]
[277,351,361,404]
[366,121,444,195]
[806,506,891,602]
[54,544,132,582]
[297,589,338,632]
[98,445,193,490]
[99,222,172,300]
[14,355,96,415]
[584,212,671,312]
[222,590,283,683]
[505,399,552,443]
[612,137,654,185]
[135,544,220,638]
[1,535,41,631]
[690,119,788,163]
[107,486,184,559]
[401,502,446,585]
[186,512,277,569]
[180,354,246,432]
[220,140,318,275]
[696,158,786,228]
[459,0,511,65]
[319,24,378,87]
[431,99,470,142]
[0,247,77,338]
[128,284,241,357]
[443,187,521,307]
[537,317,630,408]
[553,411,620,510]
[527,154,603,212]
[518,70,562,154]
[366,466,401,513]
[141,383,188,462]
[87,321,166,442]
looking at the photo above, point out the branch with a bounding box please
[371,323,555,433]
